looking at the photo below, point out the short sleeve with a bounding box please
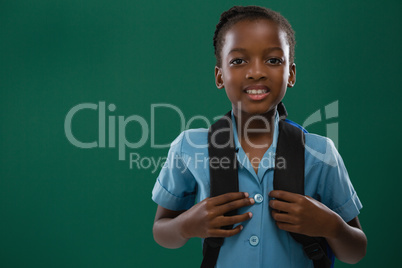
[151,132,197,211]
[306,136,363,223]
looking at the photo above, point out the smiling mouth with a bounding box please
[244,87,270,101]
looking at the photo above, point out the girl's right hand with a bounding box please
[178,192,254,239]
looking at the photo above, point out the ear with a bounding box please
[287,63,296,88]
[215,66,224,89]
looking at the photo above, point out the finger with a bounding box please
[212,192,249,206]
[269,190,303,203]
[275,221,301,234]
[218,197,255,214]
[269,199,293,213]
[271,210,295,224]
[216,212,253,227]
[208,225,243,238]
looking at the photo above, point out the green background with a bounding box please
[1,0,401,267]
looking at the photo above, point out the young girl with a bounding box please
[152,5,367,267]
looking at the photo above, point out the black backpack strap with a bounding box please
[201,111,239,268]
[202,103,332,268]
[274,112,332,268]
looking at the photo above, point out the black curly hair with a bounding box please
[213,6,296,67]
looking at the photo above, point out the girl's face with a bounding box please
[215,19,296,116]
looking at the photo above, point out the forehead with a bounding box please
[222,19,289,56]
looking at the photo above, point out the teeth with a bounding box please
[246,89,268,94]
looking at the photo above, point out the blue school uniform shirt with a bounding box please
[152,110,362,268]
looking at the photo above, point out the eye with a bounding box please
[266,58,283,65]
[230,58,246,65]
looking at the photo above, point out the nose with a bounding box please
[246,60,267,80]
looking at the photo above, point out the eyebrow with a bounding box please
[228,47,284,54]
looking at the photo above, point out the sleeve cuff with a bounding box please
[152,179,195,211]
[332,192,363,222]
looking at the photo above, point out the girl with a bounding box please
[152,6,366,267]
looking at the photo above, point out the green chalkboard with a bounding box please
[1,0,401,267]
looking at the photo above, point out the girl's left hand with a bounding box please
[268,190,340,238]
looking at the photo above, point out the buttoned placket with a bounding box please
[231,111,279,264]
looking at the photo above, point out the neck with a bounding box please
[233,107,277,145]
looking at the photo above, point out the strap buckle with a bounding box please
[303,243,326,260]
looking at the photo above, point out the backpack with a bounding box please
[201,102,333,268]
